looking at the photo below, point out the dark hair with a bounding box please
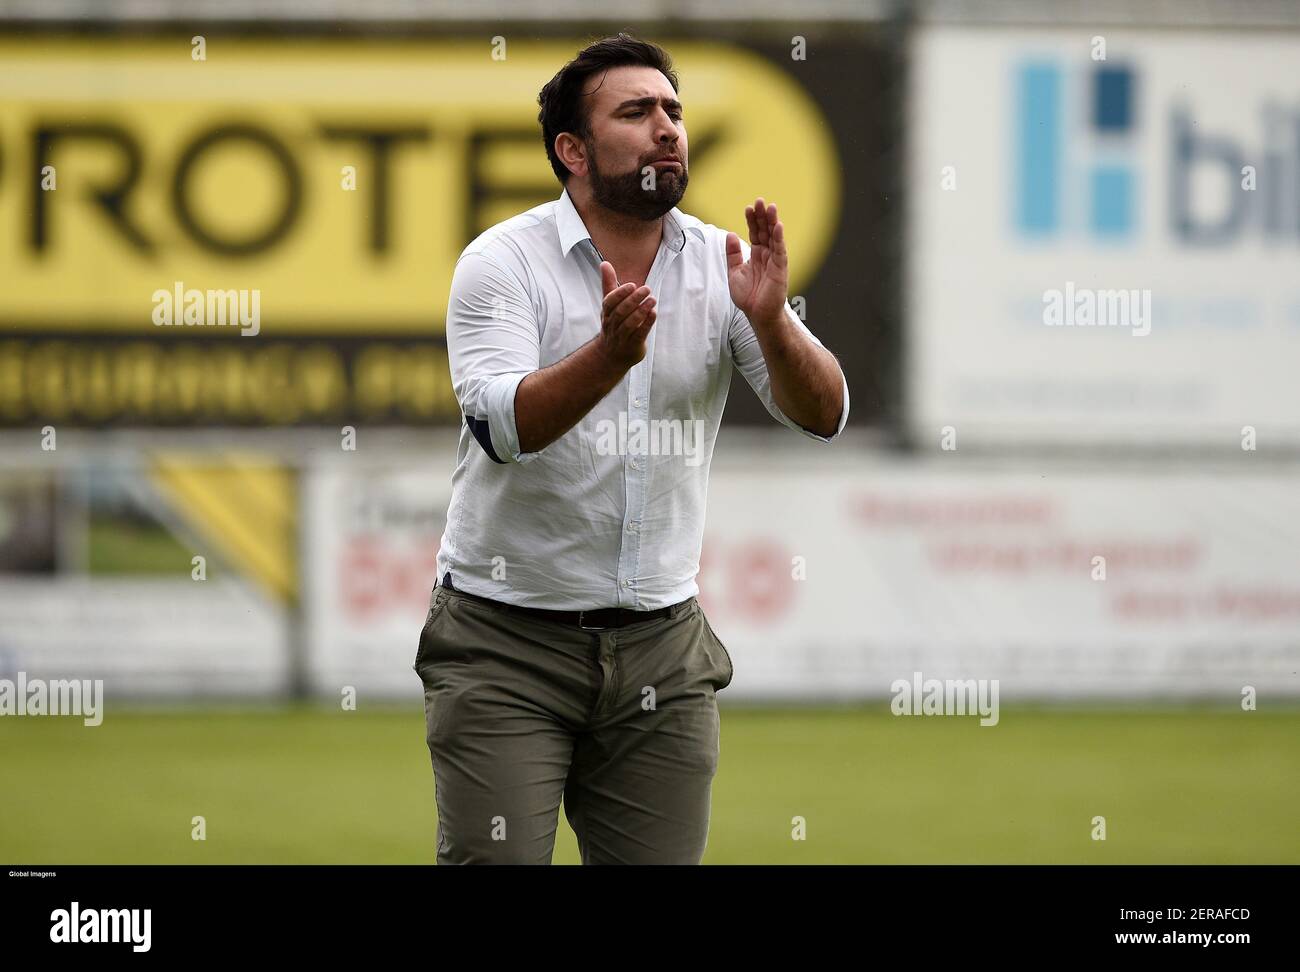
[536,32,679,185]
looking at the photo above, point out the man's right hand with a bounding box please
[597,261,657,370]
[512,262,657,456]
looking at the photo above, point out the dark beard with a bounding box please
[587,141,688,221]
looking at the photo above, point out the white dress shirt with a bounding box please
[436,186,849,610]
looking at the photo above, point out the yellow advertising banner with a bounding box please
[0,36,841,334]
[0,35,843,426]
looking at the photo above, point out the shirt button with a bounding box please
[634,398,643,407]
[630,459,640,469]
[622,579,631,587]
[627,521,639,533]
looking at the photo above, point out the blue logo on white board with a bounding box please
[1014,61,1138,241]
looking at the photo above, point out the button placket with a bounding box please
[621,359,650,603]
[614,221,685,609]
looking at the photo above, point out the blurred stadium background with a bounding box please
[1,0,1297,863]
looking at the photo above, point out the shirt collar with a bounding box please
[556,185,702,260]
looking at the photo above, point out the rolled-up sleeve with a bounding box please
[445,249,545,464]
[728,289,850,444]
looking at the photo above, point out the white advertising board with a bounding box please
[910,27,1300,444]
[302,450,1300,701]
[697,456,1299,699]
[302,460,450,699]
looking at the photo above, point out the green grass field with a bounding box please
[2,705,1296,864]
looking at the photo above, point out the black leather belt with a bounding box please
[440,572,679,630]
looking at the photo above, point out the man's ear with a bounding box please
[556,133,588,179]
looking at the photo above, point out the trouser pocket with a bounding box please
[414,586,451,671]
[694,601,734,691]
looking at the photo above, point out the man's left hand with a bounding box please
[726,197,789,328]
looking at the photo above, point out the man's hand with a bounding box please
[726,197,789,327]
[725,198,846,439]
[514,263,654,455]
[596,261,657,369]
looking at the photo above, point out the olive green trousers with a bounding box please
[413,582,733,864]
